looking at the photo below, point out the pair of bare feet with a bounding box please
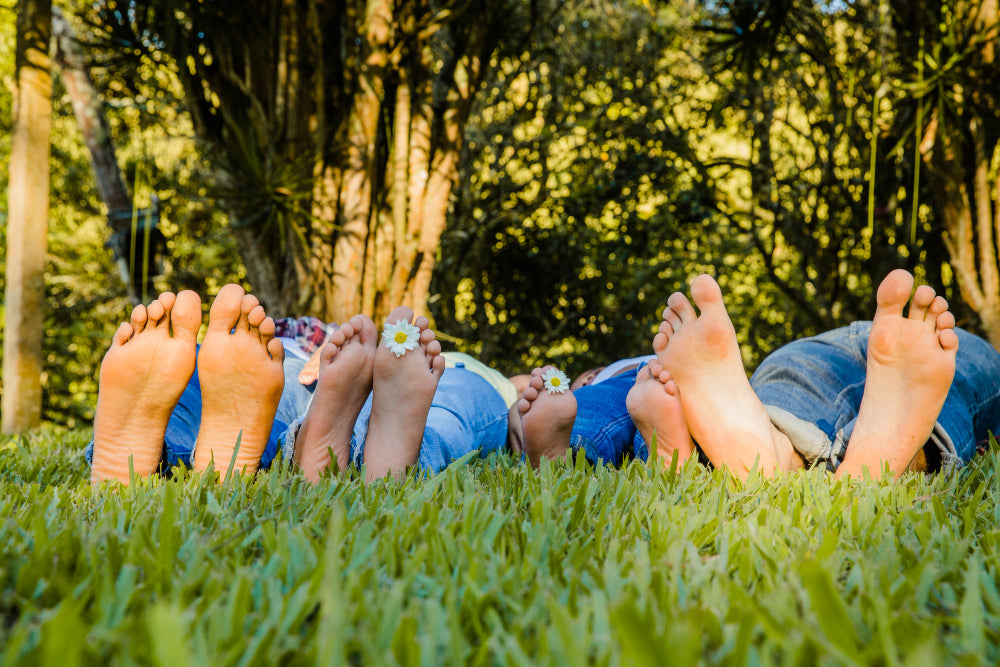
[91,285,285,484]
[92,286,444,485]
[514,362,694,468]
[518,269,958,480]
[293,307,445,483]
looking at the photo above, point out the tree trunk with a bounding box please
[51,7,144,305]
[52,9,131,214]
[2,0,52,433]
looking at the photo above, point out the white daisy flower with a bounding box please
[542,368,571,394]
[382,319,420,357]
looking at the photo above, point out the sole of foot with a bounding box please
[837,269,958,479]
[192,284,285,477]
[625,359,694,471]
[654,274,797,478]
[294,314,378,482]
[91,290,202,485]
[518,365,578,467]
[363,307,445,481]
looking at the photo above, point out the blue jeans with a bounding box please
[750,322,1000,470]
[570,367,650,466]
[86,356,508,475]
[347,368,509,473]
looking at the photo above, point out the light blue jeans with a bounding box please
[565,323,1000,472]
[751,322,1000,471]
[85,354,509,475]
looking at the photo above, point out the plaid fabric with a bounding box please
[272,316,335,355]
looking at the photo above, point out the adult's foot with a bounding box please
[518,366,578,467]
[91,290,202,485]
[654,274,798,478]
[836,269,958,479]
[625,359,695,470]
[363,307,445,481]
[192,285,285,476]
[294,315,377,482]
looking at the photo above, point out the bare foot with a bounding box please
[836,269,958,479]
[91,291,202,484]
[192,285,285,476]
[654,274,798,478]
[363,307,445,481]
[625,359,695,470]
[294,315,377,482]
[518,366,578,467]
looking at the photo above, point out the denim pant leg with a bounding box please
[260,353,314,469]
[349,368,510,474]
[751,322,1000,470]
[750,324,868,468]
[570,368,648,467]
[939,328,1000,463]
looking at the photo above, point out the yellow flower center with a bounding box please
[394,331,408,344]
[551,377,561,386]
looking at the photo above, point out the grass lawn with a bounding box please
[2,428,1000,665]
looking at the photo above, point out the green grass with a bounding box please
[2,430,1000,665]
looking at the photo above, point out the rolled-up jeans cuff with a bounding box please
[280,417,304,463]
[927,424,961,473]
[764,405,834,468]
[764,405,960,473]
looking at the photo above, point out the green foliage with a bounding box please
[0,6,245,427]
[434,0,991,377]
[3,428,1000,663]
[434,0,758,377]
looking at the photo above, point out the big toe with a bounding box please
[875,269,915,319]
[356,315,378,344]
[207,284,246,332]
[384,306,415,327]
[171,290,203,340]
[689,274,726,313]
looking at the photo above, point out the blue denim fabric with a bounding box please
[85,345,313,470]
[569,367,649,466]
[750,322,1000,470]
[349,367,509,474]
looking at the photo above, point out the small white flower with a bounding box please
[382,319,420,357]
[542,368,571,394]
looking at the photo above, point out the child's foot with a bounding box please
[625,360,695,470]
[654,274,798,478]
[192,285,285,476]
[518,366,578,467]
[837,270,958,479]
[91,290,202,484]
[363,307,445,481]
[294,315,377,482]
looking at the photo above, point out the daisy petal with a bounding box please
[541,368,571,394]
[382,319,421,357]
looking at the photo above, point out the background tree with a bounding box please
[433,0,745,374]
[85,0,547,324]
[2,0,52,433]
[889,0,1000,345]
